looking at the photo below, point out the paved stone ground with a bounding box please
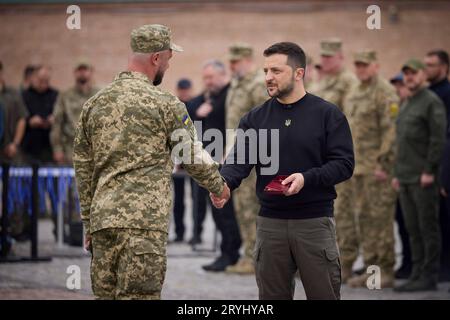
[1,182,449,300]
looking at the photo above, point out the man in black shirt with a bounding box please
[22,65,58,164]
[212,42,354,299]
[424,49,450,282]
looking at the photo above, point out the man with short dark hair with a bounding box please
[213,42,354,300]
[424,49,450,282]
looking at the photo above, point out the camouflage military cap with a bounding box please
[228,42,253,61]
[75,58,92,70]
[353,50,377,64]
[401,58,425,72]
[320,38,342,56]
[130,24,183,54]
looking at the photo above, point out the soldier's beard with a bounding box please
[153,69,164,86]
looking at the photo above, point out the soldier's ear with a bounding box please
[150,52,160,66]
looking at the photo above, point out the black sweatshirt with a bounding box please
[220,93,354,219]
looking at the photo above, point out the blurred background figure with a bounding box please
[0,60,30,241]
[390,72,413,280]
[311,38,358,283]
[170,78,194,243]
[304,55,316,91]
[22,65,58,164]
[343,50,399,288]
[187,59,241,272]
[224,43,268,275]
[20,64,36,94]
[393,59,446,292]
[50,60,98,166]
[424,49,450,282]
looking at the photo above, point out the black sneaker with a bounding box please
[188,237,202,246]
[202,256,235,272]
[168,236,184,244]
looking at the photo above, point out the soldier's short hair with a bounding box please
[23,64,37,80]
[427,49,449,75]
[263,42,306,71]
[202,59,226,74]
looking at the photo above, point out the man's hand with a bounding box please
[84,234,92,253]
[210,182,230,209]
[374,168,388,182]
[441,188,448,197]
[53,151,65,164]
[196,102,213,118]
[282,173,304,196]
[391,177,400,192]
[4,143,18,158]
[29,115,45,128]
[420,173,435,188]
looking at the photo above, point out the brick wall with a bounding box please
[1,1,449,94]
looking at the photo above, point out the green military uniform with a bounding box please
[341,51,399,287]
[224,43,269,273]
[50,85,98,163]
[394,59,447,291]
[309,39,357,280]
[73,24,224,300]
[0,84,28,164]
[0,84,29,237]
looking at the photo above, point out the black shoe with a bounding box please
[395,264,412,279]
[353,267,365,275]
[168,236,184,244]
[188,237,202,246]
[202,256,235,272]
[394,278,437,292]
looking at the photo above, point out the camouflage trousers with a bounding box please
[91,228,168,300]
[335,174,396,273]
[232,169,259,259]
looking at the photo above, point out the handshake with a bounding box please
[209,182,231,209]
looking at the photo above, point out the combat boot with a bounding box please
[394,277,437,292]
[347,273,370,288]
[225,257,254,274]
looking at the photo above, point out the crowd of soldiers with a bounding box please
[170,38,450,293]
[1,25,449,298]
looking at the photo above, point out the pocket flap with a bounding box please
[131,237,162,256]
[324,246,339,261]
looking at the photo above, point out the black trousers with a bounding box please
[192,181,207,239]
[172,175,186,239]
[395,198,412,268]
[439,195,450,276]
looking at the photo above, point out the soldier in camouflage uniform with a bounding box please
[50,61,98,165]
[342,51,399,288]
[224,43,269,274]
[309,39,357,283]
[73,24,229,300]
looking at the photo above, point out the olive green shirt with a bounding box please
[395,87,447,183]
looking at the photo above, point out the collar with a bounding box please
[115,71,152,84]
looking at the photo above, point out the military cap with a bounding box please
[390,73,404,84]
[177,78,192,89]
[401,58,425,72]
[228,42,253,61]
[353,50,377,64]
[130,24,183,54]
[74,59,92,70]
[320,38,342,56]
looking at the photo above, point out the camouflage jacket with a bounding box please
[225,69,268,155]
[73,71,224,235]
[50,86,99,162]
[310,68,357,112]
[344,75,399,175]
